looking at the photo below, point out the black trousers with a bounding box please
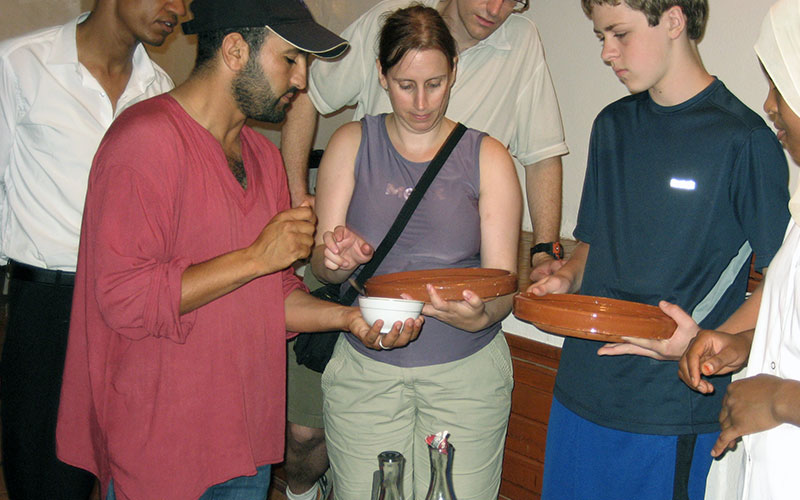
[0,276,95,499]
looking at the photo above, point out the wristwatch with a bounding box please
[530,241,564,261]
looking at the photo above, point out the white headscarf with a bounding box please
[755,0,800,223]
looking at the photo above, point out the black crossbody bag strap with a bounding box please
[339,122,468,306]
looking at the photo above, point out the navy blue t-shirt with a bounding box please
[555,79,790,435]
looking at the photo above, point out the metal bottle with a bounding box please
[375,451,405,500]
[424,442,457,500]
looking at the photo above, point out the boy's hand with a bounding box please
[529,255,566,283]
[597,301,699,360]
[526,274,572,296]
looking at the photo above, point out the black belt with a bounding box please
[8,260,75,286]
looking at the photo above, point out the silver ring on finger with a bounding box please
[378,336,387,350]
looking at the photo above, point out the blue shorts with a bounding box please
[542,398,717,500]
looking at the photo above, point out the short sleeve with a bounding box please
[306,11,373,114]
[506,19,568,166]
[730,127,790,270]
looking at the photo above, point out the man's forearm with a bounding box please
[284,288,352,333]
[281,91,319,207]
[525,155,563,244]
[180,248,263,315]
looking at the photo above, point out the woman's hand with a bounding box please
[413,284,491,332]
[597,301,701,360]
[345,306,423,351]
[321,225,374,272]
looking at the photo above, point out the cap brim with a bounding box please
[269,22,349,59]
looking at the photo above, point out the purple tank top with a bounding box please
[344,114,501,367]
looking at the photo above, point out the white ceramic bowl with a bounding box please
[358,296,424,333]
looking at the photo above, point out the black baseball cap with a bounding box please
[182,0,349,59]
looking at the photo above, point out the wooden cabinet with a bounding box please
[499,333,560,500]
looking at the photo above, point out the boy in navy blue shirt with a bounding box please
[528,1,790,498]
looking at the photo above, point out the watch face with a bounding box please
[552,242,564,260]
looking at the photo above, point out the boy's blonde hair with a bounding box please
[580,0,708,40]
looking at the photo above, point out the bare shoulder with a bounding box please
[328,120,363,149]
[479,135,514,166]
[319,121,363,175]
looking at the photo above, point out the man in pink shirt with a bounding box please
[55,1,422,499]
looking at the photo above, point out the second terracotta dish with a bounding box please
[513,293,677,343]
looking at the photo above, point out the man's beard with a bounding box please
[232,56,295,123]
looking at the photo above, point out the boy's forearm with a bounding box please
[559,242,589,293]
[717,276,766,334]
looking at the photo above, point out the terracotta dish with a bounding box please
[513,293,677,342]
[364,268,517,301]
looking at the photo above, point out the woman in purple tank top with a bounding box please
[310,6,521,499]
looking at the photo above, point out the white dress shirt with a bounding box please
[741,220,800,500]
[0,14,174,271]
[306,0,568,168]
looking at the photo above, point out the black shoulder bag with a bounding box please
[294,123,468,372]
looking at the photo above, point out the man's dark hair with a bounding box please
[192,27,270,74]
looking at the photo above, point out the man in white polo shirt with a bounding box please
[0,1,184,497]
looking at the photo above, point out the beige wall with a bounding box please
[2,0,790,235]
[1,0,92,40]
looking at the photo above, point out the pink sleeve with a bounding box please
[282,267,308,298]
[282,267,308,340]
[88,164,197,343]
